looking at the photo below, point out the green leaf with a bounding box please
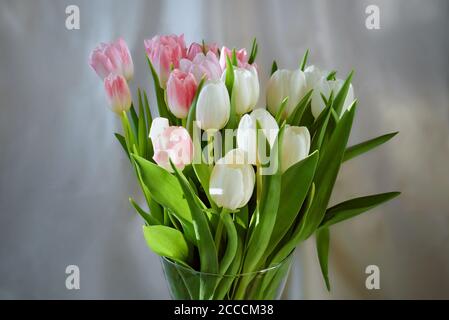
[121,111,136,151]
[316,227,330,291]
[271,60,278,75]
[297,102,357,240]
[225,55,234,95]
[299,101,314,129]
[114,133,129,159]
[343,132,398,162]
[224,56,238,130]
[146,57,176,124]
[332,71,353,117]
[186,77,206,137]
[170,161,218,299]
[320,192,401,229]
[231,48,238,66]
[299,49,309,71]
[137,89,147,157]
[218,211,238,275]
[266,150,319,257]
[248,38,258,64]
[268,183,315,267]
[243,126,285,274]
[143,225,193,267]
[129,197,161,225]
[287,89,313,125]
[131,154,196,243]
[129,104,139,136]
[310,107,331,151]
[142,90,154,158]
[326,70,337,81]
[275,97,289,123]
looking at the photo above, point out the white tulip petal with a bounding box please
[149,117,169,141]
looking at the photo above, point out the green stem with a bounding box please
[256,164,263,202]
[214,207,228,257]
[207,131,214,165]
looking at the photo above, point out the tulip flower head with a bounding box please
[196,80,230,131]
[104,73,132,114]
[149,117,193,172]
[219,47,249,71]
[226,66,260,115]
[266,69,307,119]
[166,69,198,119]
[186,42,219,60]
[180,52,222,83]
[237,108,279,165]
[144,34,187,87]
[209,149,255,210]
[311,78,355,119]
[89,38,134,81]
[281,126,311,173]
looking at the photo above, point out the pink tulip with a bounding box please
[144,34,187,87]
[187,42,219,60]
[89,38,134,80]
[187,42,204,60]
[166,70,198,119]
[219,46,249,71]
[179,51,222,83]
[104,73,132,114]
[149,118,193,172]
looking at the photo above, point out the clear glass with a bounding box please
[160,253,294,300]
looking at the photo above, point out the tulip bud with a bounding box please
[104,73,132,114]
[209,149,255,210]
[149,117,193,172]
[196,80,230,130]
[144,34,187,87]
[237,108,278,164]
[180,52,222,83]
[281,126,310,173]
[219,47,249,71]
[311,78,355,119]
[225,66,260,115]
[266,69,307,119]
[166,69,197,119]
[304,65,327,92]
[89,38,134,81]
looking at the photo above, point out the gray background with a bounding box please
[0,0,448,299]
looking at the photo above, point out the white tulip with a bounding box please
[281,126,311,173]
[304,65,327,91]
[237,108,279,164]
[209,149,255,210]
[311,78,355,119]
[196,80,230,130]
[230,66,260,115]
[266,69,307,119]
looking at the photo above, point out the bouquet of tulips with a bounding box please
[89,34,399,300]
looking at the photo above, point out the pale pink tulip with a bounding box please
[144,34,187,87]
[187,42,219,60]
[219,46,249,71]
[166,69,198,119]
[179,52,222,83]
[104,74,132,114]
[149,117,193,172]
[89,38,134,80]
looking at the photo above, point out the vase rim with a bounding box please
[160,250,295,277]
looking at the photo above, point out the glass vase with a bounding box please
[160,253,294,300]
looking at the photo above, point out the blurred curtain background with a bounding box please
[0,0,448,299]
